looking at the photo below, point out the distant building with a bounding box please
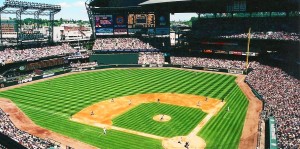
[1,19,17,39]
[53,24,92,41]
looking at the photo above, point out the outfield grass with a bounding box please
[199,85,249,148]
[113,103,207,137]
[0,69,248,149]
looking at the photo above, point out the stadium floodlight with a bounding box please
[0,0,61,45]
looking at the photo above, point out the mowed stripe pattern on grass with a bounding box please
[199,85,249,149]
[113,103,207,137]
[0,69,246,149]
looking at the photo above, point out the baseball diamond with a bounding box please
[0,68,250,148]
[0,0,297,148]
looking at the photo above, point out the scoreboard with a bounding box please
[95,13,169,36]
[128,14,155,28]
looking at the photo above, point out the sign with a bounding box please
[114,14,128,35]
[228,69,244,74]
[96,28,113,35]
[203,49,213,53]
[95,15,113,28]
[148,29,155,34]
[114,29,127,35]
[114,15,127,28]
[229,51,242,55]
[156,12,170,27]
[214,50,228,54]
[128,14,155,28]
[128,29,142,35]
[268,117,278,149]
[156,28,170,35]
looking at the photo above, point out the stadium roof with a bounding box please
[139,0,190,5]
[88,0,300,12]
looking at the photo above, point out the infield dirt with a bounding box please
[72,93,223,126]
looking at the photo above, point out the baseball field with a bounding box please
[0,68,250,149]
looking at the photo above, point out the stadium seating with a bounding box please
[70,62,98,69]
[246,62,300,149]
[0,109,55,149]
[218,31,300,41]
[170,56,246,70]
[138,52,165,65]
[0,44,76,65]
[193,17,299,41]
[92,38,158,51]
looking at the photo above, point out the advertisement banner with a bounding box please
[156,28,170,35]
[114,15,127,28]
[229,51,242,55]
[114,29,127,35]
[233,51,242,55]
[203,49,213,53]
[228,69,244,74]
[95,15,113,28]
[214,50,228,54]
[148,29,155,35]
[96,28,114,35]
[114,14,128,35]
[156,12,170,27]
[128,29,147,35]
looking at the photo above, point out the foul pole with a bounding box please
[245,28,251,74]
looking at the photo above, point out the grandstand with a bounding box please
[0,0,299,149]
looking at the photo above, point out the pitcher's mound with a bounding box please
[153,114,171,122]
[162,136,206,149]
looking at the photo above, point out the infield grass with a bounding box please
[0,68,248,149]
[113,103,207,137]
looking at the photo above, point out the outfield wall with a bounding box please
[89,54,139,65]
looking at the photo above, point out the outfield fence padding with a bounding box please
[90,54,139,65]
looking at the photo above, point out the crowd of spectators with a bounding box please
[0,108,55,149]
[93,38,158,51]
[138,52,165,65]
[170,56,246,70]
[246,62,300,149]
[219,31,300,41]
[70,62,98,69]
[0,44,77,65]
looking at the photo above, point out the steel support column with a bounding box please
[16,8,25,46]
[86,0,95,39]
[48,12,54,43]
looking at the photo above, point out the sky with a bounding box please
[0,0,197,21]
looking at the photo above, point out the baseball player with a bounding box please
[178,137,182,144]
[129,99,132,105]
[103,127,106,135]
[197,101,200,106]
[90,111,94,116]
[160,114,164,121]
